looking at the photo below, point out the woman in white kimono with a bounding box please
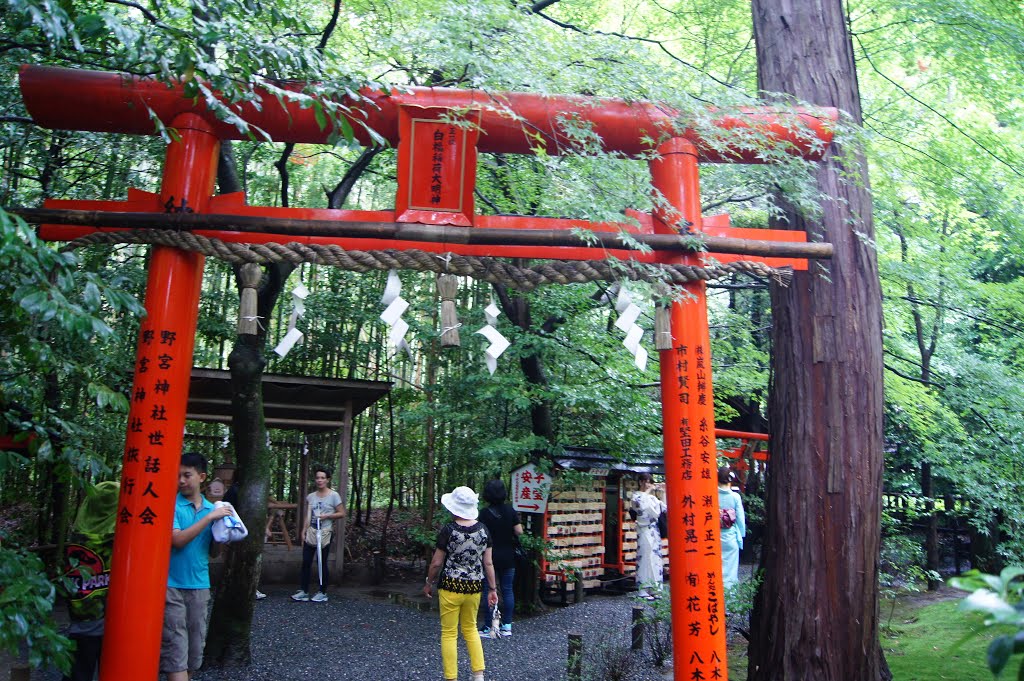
[630,473,665,600]
[717,466,747,589]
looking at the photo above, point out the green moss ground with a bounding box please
[883,599,1013,680]
[723,594,1015,680]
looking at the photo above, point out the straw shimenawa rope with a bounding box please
[61,229,793,291]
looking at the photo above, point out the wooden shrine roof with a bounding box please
[186,368,391,433]
[553,446,664,475]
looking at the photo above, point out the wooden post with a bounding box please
[99,113,219,681]
[632,605,645,650]
[651,138,729,681]
[333,399,353,584]
[297,435,309,547]
[567,631,583,681]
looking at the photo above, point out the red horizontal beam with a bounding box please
[19,65,837,163]
[715,429,769,441]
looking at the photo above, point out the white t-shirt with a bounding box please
[306,490,342,533]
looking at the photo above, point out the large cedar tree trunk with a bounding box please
[202,335,269,666]
[748,1,890,680]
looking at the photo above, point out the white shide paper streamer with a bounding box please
[475,301,510,375]
[274,281,310,358]
[379,270,411,355]
[614,285,648,371]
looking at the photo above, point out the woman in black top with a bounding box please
[478,479,524,637]
[423,486,498,681]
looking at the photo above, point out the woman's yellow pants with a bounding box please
[438,589,485,679]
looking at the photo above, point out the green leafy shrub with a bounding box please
[583,629,636,681]
[725,569,763,619]
[637,591,673,667]
[880,510,935,599]
[0,546,71,673]
[950,567,1024,678]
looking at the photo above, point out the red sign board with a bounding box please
[396,105,480,226]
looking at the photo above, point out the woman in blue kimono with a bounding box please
[718,466,747,589]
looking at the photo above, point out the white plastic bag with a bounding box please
[211,501,248,543]
[483,604,502,639]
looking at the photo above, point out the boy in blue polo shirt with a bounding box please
[160,452,233,681]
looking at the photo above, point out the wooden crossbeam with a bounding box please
[13,206,833,262]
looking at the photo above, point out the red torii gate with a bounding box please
[718,429,771,491]
[17,65,835,681]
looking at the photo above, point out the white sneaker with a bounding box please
[311,592,329,602]
[255,590,267,600]
[499,625,512,638]
[291,590,310,602]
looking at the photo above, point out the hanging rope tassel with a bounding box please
[437,273,461,348]
[237,263,262,336]
[654,283,673,351]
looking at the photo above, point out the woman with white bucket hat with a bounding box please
[423,486,499,681]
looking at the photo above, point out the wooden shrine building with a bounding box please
[538,429,767,603]
[184,368,390,582]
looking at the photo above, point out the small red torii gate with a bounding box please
[17,65,835,681]
[718,429,771,491]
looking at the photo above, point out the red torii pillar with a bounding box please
[99,114,219,681]
[653,138,728,677]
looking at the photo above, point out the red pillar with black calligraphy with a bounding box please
[100,113,219,681]
[651,138,728,681]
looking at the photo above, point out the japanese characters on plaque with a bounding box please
[119,324,178,528]
[510,463,552,514]
[407,119,467,213]
[673,340,724,680]
[395,106,480,226]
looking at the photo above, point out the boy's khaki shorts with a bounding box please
[160,587,210,674]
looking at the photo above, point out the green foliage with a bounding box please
[725,569,762,620]
[1,208,145,482]
[583,630,636,681]
[879,515,933,600]
[950,568,1024,678]
[405,521,441,555]
[4,0,376,144]
[0,546,71,673]
[884,599,1011,681]
[639,591,674,667]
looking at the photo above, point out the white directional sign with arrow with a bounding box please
[511,463,552,514]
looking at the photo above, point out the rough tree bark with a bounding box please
[748,1,890,680]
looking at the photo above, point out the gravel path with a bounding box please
[192,588,674,681]
[22,570,757,680]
